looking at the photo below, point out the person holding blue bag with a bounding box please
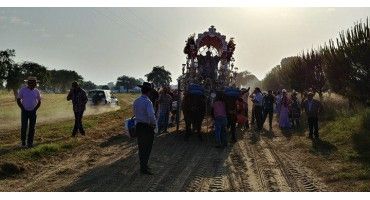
[133,82,157,175]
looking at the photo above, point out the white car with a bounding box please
[87,89,118,106]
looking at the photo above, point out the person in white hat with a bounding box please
[16,76,41,148]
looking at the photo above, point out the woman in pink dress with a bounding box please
[279,89,291,129]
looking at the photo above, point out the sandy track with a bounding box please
[8,124,328,192]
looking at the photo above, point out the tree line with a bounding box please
[0,49,173,97]
[262,18,369,105]
[0,49,100,98]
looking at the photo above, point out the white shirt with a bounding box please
[133,95,156,125]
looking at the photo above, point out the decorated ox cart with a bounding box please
[175,26,239,139]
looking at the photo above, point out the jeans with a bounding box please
[308,117,319,138]
[214,116,228,146]
[157,111,169,134]
[21,110,37,146]
[136,123,155,171]
[73,111,85,135]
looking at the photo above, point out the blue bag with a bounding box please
[188,84,204,95]
[125,116,137,138]
[224,87,240,97]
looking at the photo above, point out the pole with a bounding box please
[176,78,181,132]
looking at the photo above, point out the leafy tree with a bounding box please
[49,69,83,93]
[5,64,23,99]
[80,81,97,91]
[0,49,15,79]
[116,75,141,92]
[145,66,172,88]
[235,70,260,88]
[20,62,50,90]
[262,65,286,91]
[322,18,370,105]
[0,49,16,90]
[100,85,110,90]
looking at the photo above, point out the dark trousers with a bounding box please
[136,123,155,171]
[227,115,236,142]
[21,110,37,146]
[255,106,263,130]
[263,109,274,128]
[308,117,319,138]
[251,106,256,124]
[244,106,249,128]
[73,111,85,135]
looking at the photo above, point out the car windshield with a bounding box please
[88,90,105,98]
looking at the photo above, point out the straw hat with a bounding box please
[24,76,39,82]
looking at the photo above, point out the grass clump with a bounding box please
[14,140,79,160]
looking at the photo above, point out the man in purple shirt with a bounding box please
[17,76,42,148]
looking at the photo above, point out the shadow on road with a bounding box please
[62,130,235,192]
[310,138,337,156]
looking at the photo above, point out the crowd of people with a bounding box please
[15,77,322,175]
[210,87,323,147]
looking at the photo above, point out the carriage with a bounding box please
[175,26,239,136]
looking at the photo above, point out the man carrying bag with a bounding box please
[133,82,157,175]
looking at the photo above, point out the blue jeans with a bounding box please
[214,116,228,145]
[158,111,169,134]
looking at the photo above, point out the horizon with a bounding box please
[1,7,370,85]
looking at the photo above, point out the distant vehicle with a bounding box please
[87,89,118,106]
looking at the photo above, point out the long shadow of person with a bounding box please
[311,138,337,156]
[249,130,261,144]
[280,128,293,141]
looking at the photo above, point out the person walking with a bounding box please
[290,91,301,129]
[302,91,322,139]
[67,81,88,137]
[157,87,172,134]
[212,92,228,148]
[279,89,291,129]
[262,90,275,130]
[133,82,157,175]
[252,87,264,131]
[16,76,41,148]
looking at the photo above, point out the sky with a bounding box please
[0,7,370,85]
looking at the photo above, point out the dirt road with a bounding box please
[8,120,327,192]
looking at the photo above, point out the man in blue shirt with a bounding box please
[133,82,156,175]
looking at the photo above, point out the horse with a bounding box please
[182,92,206,141]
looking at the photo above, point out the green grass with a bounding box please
[0,91,138,160]
[0,91,138,130]
[283,93,370,191]
[12,139,80,160]
[312,104,370,190]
